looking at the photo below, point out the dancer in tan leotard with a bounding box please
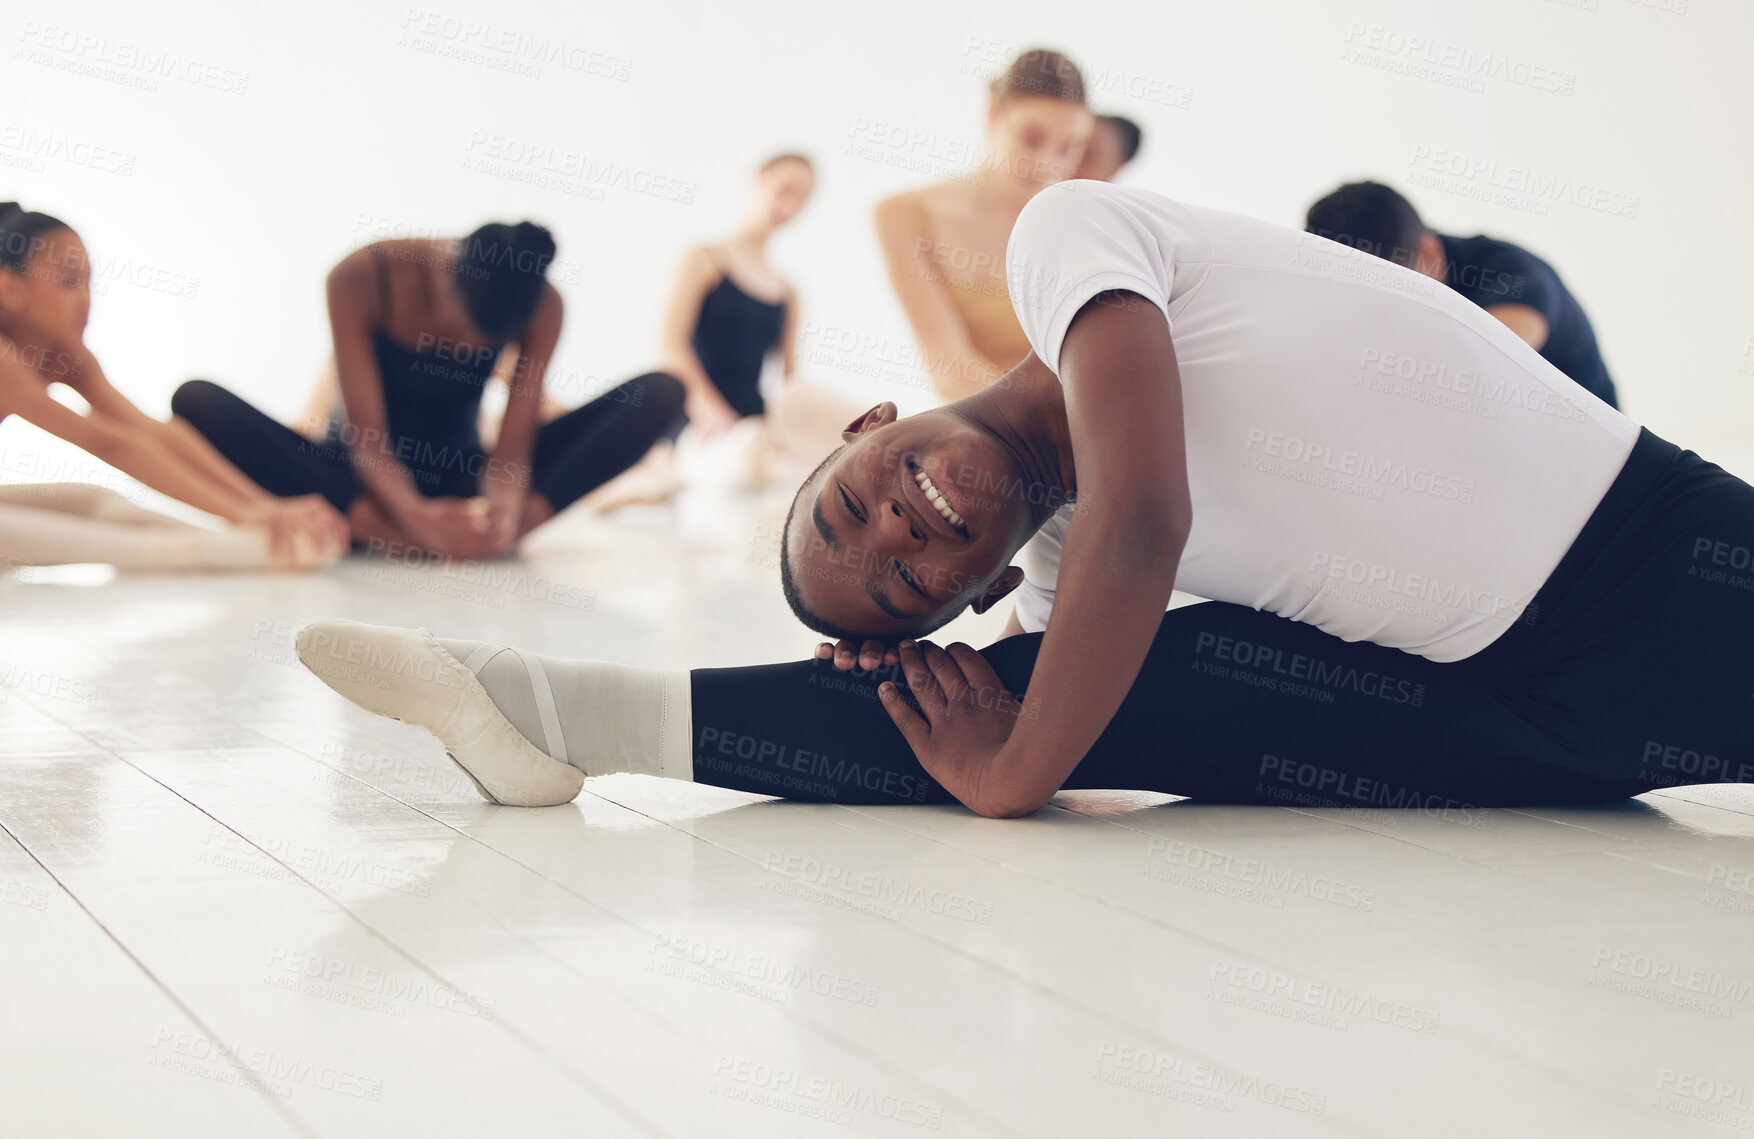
[873,49,1093,401]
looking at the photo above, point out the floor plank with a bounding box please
[0,820,308,1137]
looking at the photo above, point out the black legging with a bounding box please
[171,374,685,514]
[691,429,1754,809]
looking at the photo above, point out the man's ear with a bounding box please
[1417,231,1447,280]
[969,566,1025,614]
[841,402,898,443]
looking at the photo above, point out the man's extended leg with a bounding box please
[688,601,1638,809]
[297,598,1651,811]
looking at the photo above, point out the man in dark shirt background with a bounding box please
[1306,180,1618,408]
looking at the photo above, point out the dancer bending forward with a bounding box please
[175,222,682,559]
[298,181,1754,815]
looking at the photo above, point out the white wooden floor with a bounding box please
[3,487,1753,1138]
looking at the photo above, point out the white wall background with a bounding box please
[4,0,1751,459]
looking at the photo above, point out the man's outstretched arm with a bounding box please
[883,291,1189,818]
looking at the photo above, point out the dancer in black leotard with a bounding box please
[676,249,787,428]
[172,222,682,559]
[660,154,811,440]
[573,152,861,505]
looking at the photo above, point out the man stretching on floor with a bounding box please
[297,180,1754,817]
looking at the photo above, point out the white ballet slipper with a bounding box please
[294,618,584,807]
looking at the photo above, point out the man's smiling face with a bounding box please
[782,404,1034,639]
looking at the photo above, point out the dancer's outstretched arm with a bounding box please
[75,357,257,502]
[880,295,1189,818]
[69,350,346,551]
[657,246,739,437]
[778,286,800,382]
[482,284,560,550]
[0,352,343,561]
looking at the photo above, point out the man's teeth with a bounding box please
[913,469,965,530]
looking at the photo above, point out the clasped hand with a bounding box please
[398,495,518,560]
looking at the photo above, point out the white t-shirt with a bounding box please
[1003,180,1639,662]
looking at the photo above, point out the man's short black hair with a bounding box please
[1305,181,1427,268]
[1098,114,1143,163]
